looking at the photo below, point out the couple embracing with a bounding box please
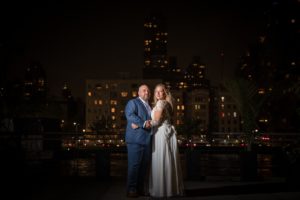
[125,83,185,198]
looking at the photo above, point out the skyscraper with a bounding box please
[24,61,47,101]
[143,13,169,79]
[184,56,210,90]
[237,0,299,132]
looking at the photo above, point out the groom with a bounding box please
[125,84,152,198]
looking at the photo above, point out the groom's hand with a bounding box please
[145,120,151,129]
[131,123,139,129]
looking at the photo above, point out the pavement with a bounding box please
[6,176,299,200]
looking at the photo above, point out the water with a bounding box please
[57,152,276,179]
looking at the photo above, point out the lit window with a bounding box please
[258,88,265,94]
[145,60,150,65]
[99,100,102,105]
[95,85,102,90]
[111,108,116,113]
[181,105,185,110]
[291,19,295,23]
[221,96,225,102]
[88,92,92,96]
[25,81,33,85]
[38,79,45,86]
[110,100,117,105]
[132,91,137,97]
[94,100,98,105]
[221,112,225,118]
[233,112,237,118]
[177,98,180,102]
[121,92,128,97]
[177,105,180,110]
[112,115,116,120]
[259,36,266,43]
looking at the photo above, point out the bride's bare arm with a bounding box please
[151,109,162,126]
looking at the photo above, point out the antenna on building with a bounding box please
[220,50,225,83]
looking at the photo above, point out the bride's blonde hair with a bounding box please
[153,83,174,110]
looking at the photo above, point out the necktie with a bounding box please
[144,102,151,116]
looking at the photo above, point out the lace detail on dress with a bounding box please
[155,100,167,111]
[151,100,173,126]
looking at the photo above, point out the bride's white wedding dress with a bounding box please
[149,100,184,198]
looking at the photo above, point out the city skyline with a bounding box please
[2,0,267,99]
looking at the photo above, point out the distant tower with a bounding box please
[143,13,168,79]
[164,56,184,89]
[62,83,72,100]
[237,0,299,132]
[24,61,47,101]
[184,56,209,89]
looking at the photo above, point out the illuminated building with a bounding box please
[85,79,161,134]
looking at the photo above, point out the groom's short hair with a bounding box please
[138,84,149,90]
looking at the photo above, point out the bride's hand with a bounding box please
[131,123,139,129]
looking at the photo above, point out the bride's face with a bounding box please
[155,86,166,100]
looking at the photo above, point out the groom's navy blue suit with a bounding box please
[125,97,152,194]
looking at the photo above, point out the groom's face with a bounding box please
[138,85,151,101]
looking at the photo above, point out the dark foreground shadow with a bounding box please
[185,181,300,197]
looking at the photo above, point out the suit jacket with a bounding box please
[125,97,152,145]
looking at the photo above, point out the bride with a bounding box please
[133,83,185,198]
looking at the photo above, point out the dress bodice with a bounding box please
[151,100,173,125]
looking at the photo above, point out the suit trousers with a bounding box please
[126,143,151,193]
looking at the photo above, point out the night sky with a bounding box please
[2,0,266,99]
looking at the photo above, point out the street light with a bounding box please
[73,122,79,133]
[73,122,80,176]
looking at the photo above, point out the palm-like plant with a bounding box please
[223,78,266,151]
[176,118,201,146]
